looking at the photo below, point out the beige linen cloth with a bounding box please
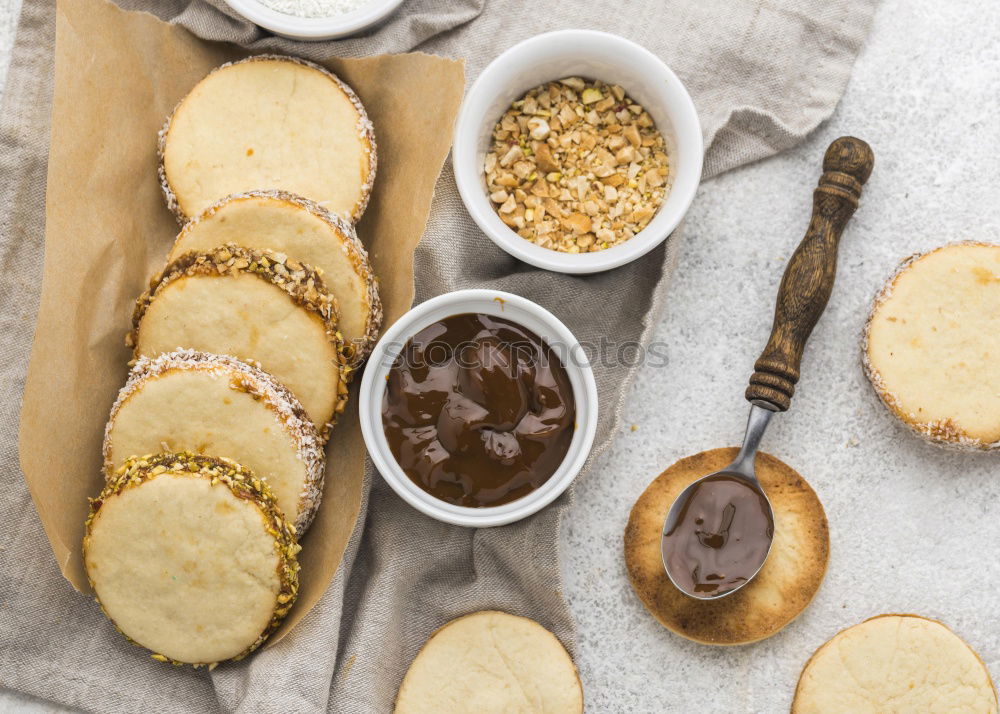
[0,0,876,711]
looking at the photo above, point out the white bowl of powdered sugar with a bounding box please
[223,0,406,40]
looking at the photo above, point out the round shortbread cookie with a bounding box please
[624,448,829,645]
[793,615,997,713]
[84,452,300,666]
[159,54,376,223]
[395,611,583,714]
[170,190,382,365]
[128,244,349,436]
[104,350,324,533]
[863,242,1000,450]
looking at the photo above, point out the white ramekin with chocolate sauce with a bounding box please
[359,289,598,527]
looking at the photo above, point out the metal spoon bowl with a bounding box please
[661,404,775,600]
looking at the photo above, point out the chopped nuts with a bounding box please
[499,145,523,167]
[623,124,641,148]
[535,143,559,173]
[615,145,635,165]
[484,78,670,253]
[563,213,592,234]
[527,117,550,140]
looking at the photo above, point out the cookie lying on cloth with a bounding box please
[793,614,997,713]
[103,350,324,533]
[83,452,300,667]
[395,611,583,713]
[863,241,1000,450]
[170,190,381,365]
[624,447,829,645]
[127,244,349,436]
[159,55,376,223]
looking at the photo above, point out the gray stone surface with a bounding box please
[2,0,999,711]
[562,1,1000,711]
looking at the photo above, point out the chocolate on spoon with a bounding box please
[661,136,874,600]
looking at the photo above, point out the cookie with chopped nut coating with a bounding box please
[159,55,376,223]
[170,191,381,365]
[128,244,349,437]
[83,452,300,666]
[104,350,324,533]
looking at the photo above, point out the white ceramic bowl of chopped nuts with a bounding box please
[453,30,703,274]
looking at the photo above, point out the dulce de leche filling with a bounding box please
[382,312,575,507]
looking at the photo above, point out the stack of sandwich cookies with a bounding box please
[104,350,325,533]
[170,190,382,365]
[128,244,350,436]
[86,54,382,666]
[159,55,376,223]
[84,453,300,666]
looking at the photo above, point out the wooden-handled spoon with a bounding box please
[661,137,874,600]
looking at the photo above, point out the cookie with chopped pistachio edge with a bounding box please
[169,190,382,365]
[104,350,325,533]
[83,452,300,667]
[128,244,350,437]
[159,54,377,223]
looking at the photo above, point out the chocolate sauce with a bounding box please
[382,312,575,507]
[662,475,773,597]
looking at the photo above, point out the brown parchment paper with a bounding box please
[18,0,464,644]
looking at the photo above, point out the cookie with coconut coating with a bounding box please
[104,350,324,533]
[128,244,349,437]
[83,452,300,667]
[170,190,381,365]
[863,241,1000,450]
[159,54,376,223]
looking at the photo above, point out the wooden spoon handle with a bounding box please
[745,136,874,411]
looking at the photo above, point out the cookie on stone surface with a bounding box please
[624,447,829,645]
[863,242,1000,450]
[394,611,583,714]
[83,452,300,666]
[128,244,349,436]
[104,350,324,533]
[792,614,997,713]
[169,190,381,365]
[159,55,376,223]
